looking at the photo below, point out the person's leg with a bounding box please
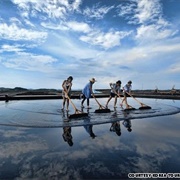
[123,93,129,108]
[66,99,69,111]
[87,98,90,107]
[121,93,126,107]
[81,95,86,107]
[106,96,112,107]
[114,96,117,107]
[62,96,66,110]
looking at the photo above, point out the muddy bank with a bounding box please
[0,89,180,101]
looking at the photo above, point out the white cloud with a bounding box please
[1,52,58,73]
[41,21,91,33]
[41,22,69,31]
[117,0,177,43]
[83,4,114,20]
[0,44,25,53]
[117,2,136,17]
[118,0,162,25]
[12,0,82,19]
[133,0,162,24]
[80,30,132,49]
[41,32,100,60]
[67,21,91,33]
[0,22,47,42]
[135,24,176,42]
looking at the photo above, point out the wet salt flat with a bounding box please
[0,98,180,179]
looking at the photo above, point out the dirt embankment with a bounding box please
[0,88,180,101]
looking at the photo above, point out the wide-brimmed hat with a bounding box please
[89,78,96,83]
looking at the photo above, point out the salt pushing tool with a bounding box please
[65,92,88,118]
[92,94,111,113]
[126,92,151,110]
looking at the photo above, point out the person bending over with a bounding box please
[106,80,121,108]
[121,80,132,109]
[62,76,73,111]
[81,78,96,109]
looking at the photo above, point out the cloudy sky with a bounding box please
[0,0,180,90]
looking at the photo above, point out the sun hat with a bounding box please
[89,78,96,83]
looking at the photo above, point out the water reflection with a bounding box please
[122,119,132,132]
[84,124,96,139]
[0,112,180,179]
[110,121,121,136]
[62,126,73,146]
[83,117,96,139]
[0,99,180,179]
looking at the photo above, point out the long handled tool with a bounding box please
[126,92,151,110]
[117,93,136,111]
[92,94,111,113]
[65,93,88,118]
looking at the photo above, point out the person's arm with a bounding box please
[129,85,132,95]
[117,87,120,96]
[123,85,127,92]
[67,82,72,94]
[111,84,117,94]
[62,80,68,93]
[90,83,94,96]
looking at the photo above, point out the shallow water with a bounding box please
[0,98,180,179]
[0,98,179,128]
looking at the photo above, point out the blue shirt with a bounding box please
[82,82,92,98]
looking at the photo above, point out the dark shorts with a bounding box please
[110,92,116,97]
[123,92,130,97]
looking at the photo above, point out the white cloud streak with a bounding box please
[80,30,132,49]
[12,0,82,19]
[0,22,47,42]
[83,4,114,20]
[117,0,178,43]
[0,52,58,72]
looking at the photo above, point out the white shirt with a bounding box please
[110,83,121,94]
[123,84,132,92]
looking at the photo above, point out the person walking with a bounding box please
[121,80,132,109]
[81,78,96,108]
[62,76,73,111]
[105,80,121,108]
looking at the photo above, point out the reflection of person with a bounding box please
[110,121,121,136]
[81,78,96,108]
[5,94,9,102]
[84,124,96,139]
[122,119,132,132]
[62,126,73,146]
[121,80,132,109]
[106,80,121,108]
[62,76,73,111]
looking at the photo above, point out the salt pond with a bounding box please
[0,98,179,179]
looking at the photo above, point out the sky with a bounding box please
[0,0,180,90]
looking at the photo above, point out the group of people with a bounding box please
[61,76,133,111]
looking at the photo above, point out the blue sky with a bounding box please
[0,0,180,90]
